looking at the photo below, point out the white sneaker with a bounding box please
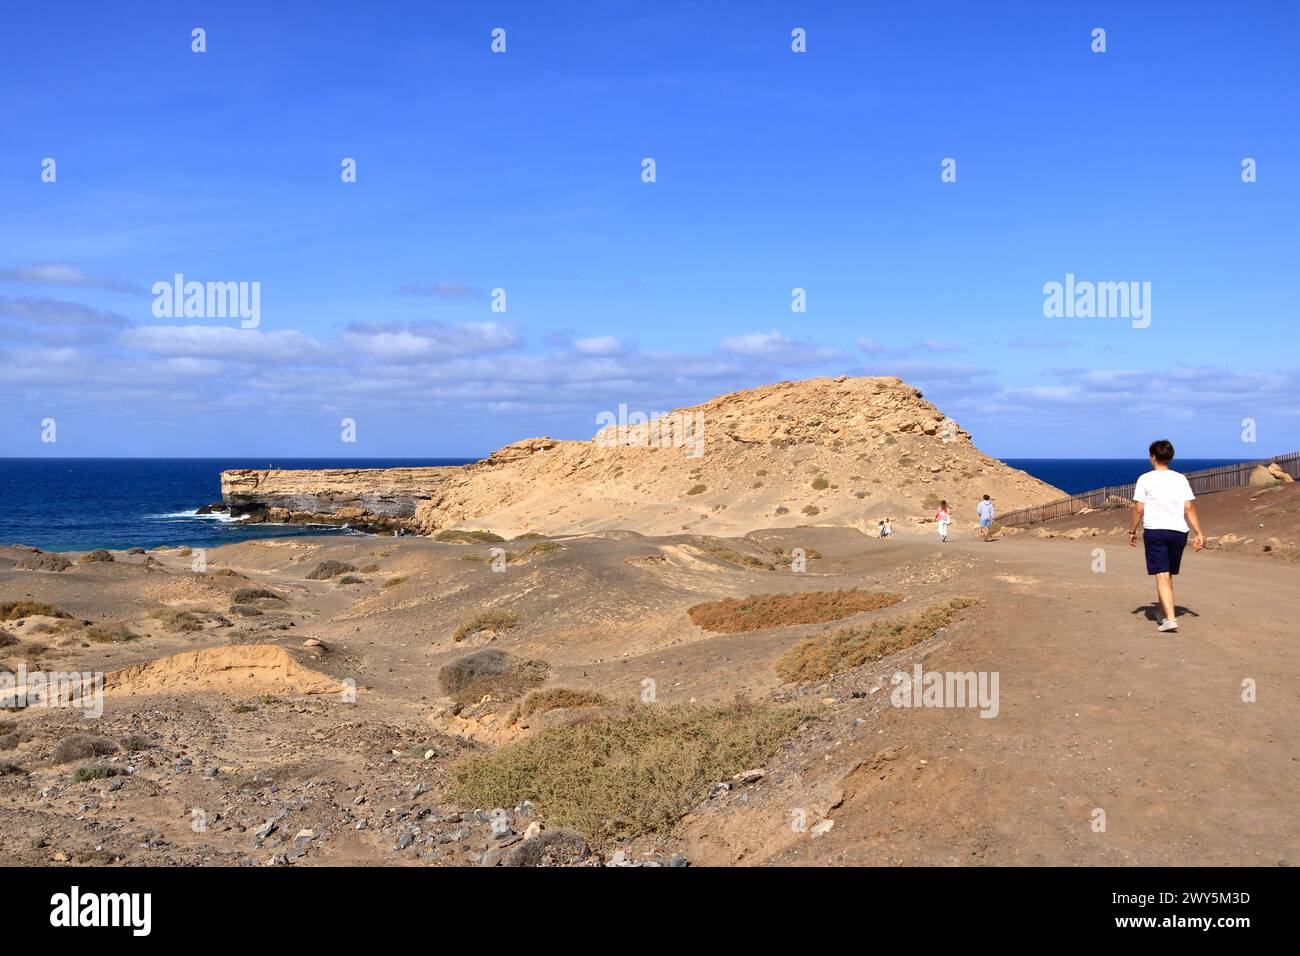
[1158,618,1179,632]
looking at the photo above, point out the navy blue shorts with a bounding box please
[1144,529,1189,575]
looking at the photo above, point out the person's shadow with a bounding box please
[1131,605,1200,622]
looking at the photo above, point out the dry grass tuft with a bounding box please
[452,608,519,642]
[306,560,356,580]
[438,649,548,704]
[435,529,504,544]
[145,608,203,633]
[701,546,774,571]
[451,701,809,839]
[688,589,902,634]
[51,734,117,764]
[232,587,283,603]
[509,688,610,724]
[0,601,70,621]
[775,597,978,684]
[85,623,138,644]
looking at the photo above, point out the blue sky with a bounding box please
[1,0,1297,458]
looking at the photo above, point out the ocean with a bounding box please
[0,457,1242,552]
[0,458,473,552]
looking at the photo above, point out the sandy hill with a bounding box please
[222,376,1062,536]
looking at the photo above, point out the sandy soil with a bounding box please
[1,487,1296,867]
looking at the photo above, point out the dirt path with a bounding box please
[681,533,1300,865]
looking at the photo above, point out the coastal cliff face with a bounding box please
[220,376,1063,536]
[220,466,460,531]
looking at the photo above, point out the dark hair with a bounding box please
[982,494,990,500]
[1149,440,1175,464]
[939,500,948,508]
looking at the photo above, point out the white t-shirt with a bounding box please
[1133,469,1194,532]
[977,500,995,519]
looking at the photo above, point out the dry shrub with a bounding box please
[232,587,283,603]
[79,550,114,563]
[0,602,69,621]
[452,609,519,642]
[776,596,978,684]
[71,763,118,782]
[435,529,504,544]
[509,541,560,563]
[702,546,773,571]
[770,547,822,568]
[438,649,547,704]
[686,484,707,495]
[85,623,137,644]
[382,576,408,589]
[306,560,356,580]
[510,688,610,724]
[52,734,117,764]
[145,608,203,633]
[688,589,902,634]
[451,701,809,839]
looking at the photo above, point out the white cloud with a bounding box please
[395,282,478,297]
[0,263,141,294]
[572,335,626,356]
[0,294,131,328]
[121,325,331,364]
[343,320,518,361]
[717,330,842,364]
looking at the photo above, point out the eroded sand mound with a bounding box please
[105,644,341,696]
[223,376,1063,537]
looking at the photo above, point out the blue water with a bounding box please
[1003,459,1239,495]
[0,456,1246,552]
[0,459,473,552]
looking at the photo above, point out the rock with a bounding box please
[668,853,690,867]
[394,832,414,850]
[733,769,766,785]
[16,553,72,572]
[252,820,278,844]
[522,821,542,840]
[810,819,834,838]
[1250,465,1281,487]
[293,828,317,849]
[217,377,1056,539]
[1267,462,1294,482]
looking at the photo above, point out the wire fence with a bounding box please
[996,452,1300,528]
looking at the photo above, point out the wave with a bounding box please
[151,509,246,523]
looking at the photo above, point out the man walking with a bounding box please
[1129,440,1205,632]
[977,494,995,540]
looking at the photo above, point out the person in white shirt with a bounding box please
[1129,440,1205,632]
[976,495,995,540]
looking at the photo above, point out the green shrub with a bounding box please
[452,702,808,839]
